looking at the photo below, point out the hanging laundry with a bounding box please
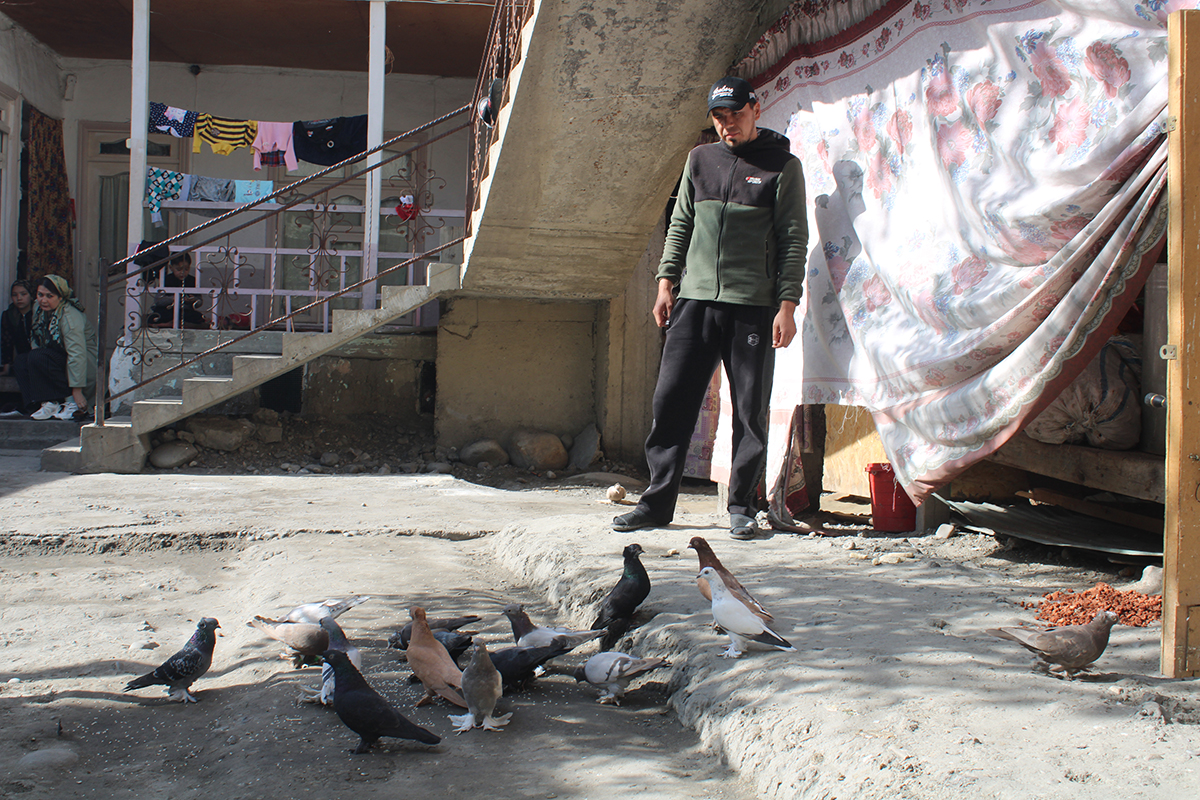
[251,121,298,171]
[234,180,275,204]
[292,115,368,167]
[148,102,198,138]
[395,194,418,222]
[187,176,235,203]
[193,114,257,155]
[145,167,186,225]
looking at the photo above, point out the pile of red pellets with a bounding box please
[1023,582,1162,627]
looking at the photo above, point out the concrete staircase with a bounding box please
[61,264,459,474]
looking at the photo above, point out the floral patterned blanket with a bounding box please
[725,0,1180,506]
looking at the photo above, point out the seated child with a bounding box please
[147,253,206,328]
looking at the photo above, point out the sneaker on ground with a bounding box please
[30,401,62,420]
[54,399,81,420]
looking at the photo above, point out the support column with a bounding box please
[362,0,388,309]
[1164,9,1200,678]
[126,0,150,332]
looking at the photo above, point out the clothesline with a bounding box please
[149,101,368,172]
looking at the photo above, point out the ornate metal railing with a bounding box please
[97,105,472,425]
[466,0,535,234]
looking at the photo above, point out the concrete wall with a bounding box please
[598,215,665,463]
[303,334,435,421]
[0,14,64,117]
[436,298,600,450]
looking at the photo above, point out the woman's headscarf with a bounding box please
[31,275,84,350]
[9,279,34,308]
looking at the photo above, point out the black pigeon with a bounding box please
[388,615,480,650]
[322,649,441,754]
[488,635,576,691]
[391,628,473,662]
[592,544,651,651]
[124,617,220,703]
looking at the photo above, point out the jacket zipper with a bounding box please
[716,152,736,301]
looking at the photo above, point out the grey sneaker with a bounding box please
[729,513,759,540]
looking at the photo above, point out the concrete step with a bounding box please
[183,375,235,408]
[0,417,87,450]
[41,436,82,473]
[131,396,185,433]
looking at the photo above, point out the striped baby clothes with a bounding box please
[193,114,257,155]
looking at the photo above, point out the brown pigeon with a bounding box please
[688,536,773,623]
[248,616,330,668]
[987,610,1119,677]
[406,606,468,708]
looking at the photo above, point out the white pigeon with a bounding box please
[572,651,667,705]
[699,566,795,658]
[263,595,370,625]
[300,617,361,706]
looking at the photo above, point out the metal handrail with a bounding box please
[466,0,535,235]
[96,106,472,426]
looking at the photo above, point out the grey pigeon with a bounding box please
[247,616,330,668]
[502,604,604,649]
[388,614,480,650]
[391,628,473,662]
[322,649,440,753]
[987,610,1119,677]
[124,617,220,703]
[301,617,361,706]
[572,651,668,705]
[260,595,370,625]
[449,641,512,733]
[700,566,795,658]
[591,543,651,650]
[488,635,576,691]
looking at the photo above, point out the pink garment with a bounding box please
[251,121,298,171]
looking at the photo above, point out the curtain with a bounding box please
[23,105,74,284]
[99,173,130,268]
[720,0,1180,506]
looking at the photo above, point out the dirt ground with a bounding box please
[1,435,1199,799]
[0,533,749,800]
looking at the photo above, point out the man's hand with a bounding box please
[652,278,676,328]
[773,300,797,348]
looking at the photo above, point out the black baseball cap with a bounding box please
[707,77,757,112]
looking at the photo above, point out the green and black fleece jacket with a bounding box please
[657,128,808,308]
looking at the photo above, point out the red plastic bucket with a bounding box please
[865,462,916,532]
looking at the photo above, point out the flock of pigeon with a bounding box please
[122,535,1122,754]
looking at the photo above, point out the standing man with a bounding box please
[613,76,808,540]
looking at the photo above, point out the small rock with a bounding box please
[508,429,568,471]
[425,461,453,474]
[376,464,392,475]
[1137,701,1164,721]
[8,677,21,684]
[128,639,159,651]
[874,552,914,565]
[1128,565,1163,595]
[17,747,78,772]
[460,439,510,468]
[664,548,679,557]
[568,423,601,469]
[842,540,858,550]
[319,452,341,467]
[934,523,956,540]
[149,440,199,469]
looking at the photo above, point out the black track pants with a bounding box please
[637,299,775,522]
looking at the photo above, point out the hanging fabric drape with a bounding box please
[23,105,74,283]
[715,0,1182,506]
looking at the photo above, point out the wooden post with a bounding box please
[1164,10,1200,678]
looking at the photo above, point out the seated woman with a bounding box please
[146,252,207,328]
[1,279,34,376]
[12,275,98,420]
